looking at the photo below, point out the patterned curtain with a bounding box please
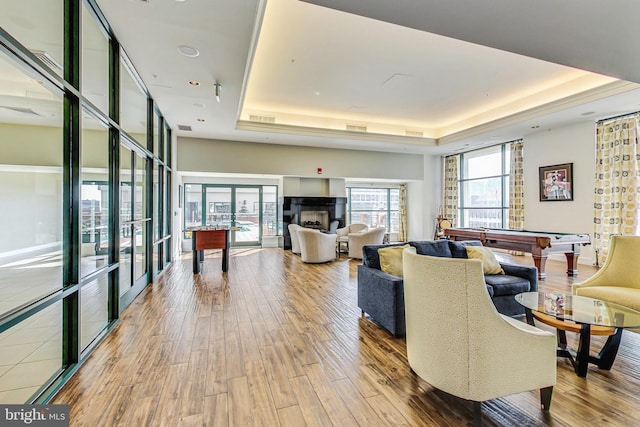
[398,184,407,242]
[508,140,525,255]
[443,155,459,225]
[509,140,525,229]
[594,114,640,265]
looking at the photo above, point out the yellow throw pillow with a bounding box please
[465,246,505,275]
[378,244,412,277]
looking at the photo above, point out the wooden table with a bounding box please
[444,228,590,279]
[189,228,230,274]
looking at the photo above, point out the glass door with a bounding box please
[119,146,149,306]
[119,146,133,297]
[234,187,260,246]
[202,185,262,246]
[205,187,232,229]
[133,150,148,284]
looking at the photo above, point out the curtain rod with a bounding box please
[596,110,640,123]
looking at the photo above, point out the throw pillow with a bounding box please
[465,246,505,275]
[378,244,412,277]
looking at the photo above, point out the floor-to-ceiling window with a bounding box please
[0,47,65,404]
[0,0,173,403]
[458,143,511,228]
[80,112,110,351]
[347,187,400,232]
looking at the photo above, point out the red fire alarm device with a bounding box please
[317,167,323,174]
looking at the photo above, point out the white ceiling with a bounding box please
[92,0,640,155]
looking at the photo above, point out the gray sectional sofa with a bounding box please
[357,239,538,337]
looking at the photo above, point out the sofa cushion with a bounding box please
[465,246,505,275]
[362,242,407,270]
[448,240,482,258]
[485,274,531,296]
[408,240,452,257]
[379,245,414,277]
[485,284,495,298]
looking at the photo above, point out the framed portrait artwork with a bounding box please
[539,163,573,201]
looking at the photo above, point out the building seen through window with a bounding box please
[458,143,511,229]
[347,187,400,232]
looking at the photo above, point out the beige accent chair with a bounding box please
[348,227,386,259]
[336,223,368,253]
[573,235,640,311]
[402,251,556,425]
[288,224,303,255]
[297,228,338,263]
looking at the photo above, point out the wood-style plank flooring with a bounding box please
[52,248,640,426]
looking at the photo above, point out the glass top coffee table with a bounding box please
[515,291,640,377]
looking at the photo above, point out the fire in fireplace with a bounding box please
[300,210,329,230]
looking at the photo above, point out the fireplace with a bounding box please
[300,210,329,230]
[281,196,347,249]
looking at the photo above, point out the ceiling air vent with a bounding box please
[0,106,41,116]
[405,130,424,137]
[177,124,192,131]
[346,124,367,132]
[30,50,63,76]
[249,115,275,124]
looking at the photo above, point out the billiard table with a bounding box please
[443,228,591,279]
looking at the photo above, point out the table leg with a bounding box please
[531,255,548,280]
[524,308,535,326]
[222,248,229,272]
[193,249,202,274]
[192,234,199,274]
[565,251,580,276]
[575,324,591,377]
[595,328,623,370]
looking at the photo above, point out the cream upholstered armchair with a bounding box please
[288,224,303,255]
[297,228,338,263]
[336,223,368,253]
[348,227,386,259]
[573,235,640,311]
[402,251,556,425]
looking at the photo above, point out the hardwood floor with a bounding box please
[52,248,640,426]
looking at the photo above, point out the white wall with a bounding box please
[409,155,441,240]
[177,137,425,181]
[523,121,596,264]
[281,177,346,197]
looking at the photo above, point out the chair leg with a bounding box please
[540,386,553,411]
[473,401,482,427]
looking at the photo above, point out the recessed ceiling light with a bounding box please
[178,45,200,57]
[197,118,205,122]
[193,102,206,108]
[188,80,200,86]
